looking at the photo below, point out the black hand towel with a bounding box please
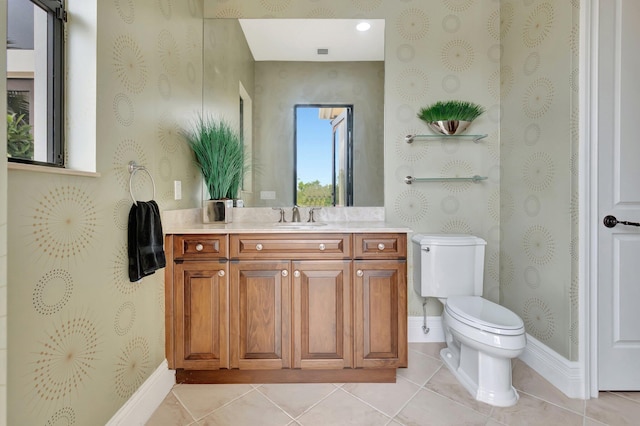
[128,200,166,282]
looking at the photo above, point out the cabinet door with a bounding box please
[353,260,408,368]
[229,260,291,369]
[174,261,228,369]
[292,260,352,369]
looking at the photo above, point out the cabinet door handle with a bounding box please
[195,243,204,251]
[281,269,288,277]
[293,270,300,278]
[218,270,225,277]
[256,243,263,251]
[356,270,364,277]
[319,243,326,251]
[377,243,385,251]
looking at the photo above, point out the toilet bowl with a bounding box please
[440,295,526,407]
[411,234,526,407]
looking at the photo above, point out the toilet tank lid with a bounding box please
[411,234,487,246]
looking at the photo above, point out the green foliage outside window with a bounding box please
[7,91,34,159]
[297,180,332,207]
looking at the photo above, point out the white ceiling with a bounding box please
[238,19,385,62]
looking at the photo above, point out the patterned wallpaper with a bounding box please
[4,0,580,424]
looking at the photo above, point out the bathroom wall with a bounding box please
[500,1,580,360]
[6,0,203,424]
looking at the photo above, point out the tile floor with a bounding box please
[146,343,640,425]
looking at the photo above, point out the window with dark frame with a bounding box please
[6,0,66,167]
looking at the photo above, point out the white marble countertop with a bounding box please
[162,207,412,234]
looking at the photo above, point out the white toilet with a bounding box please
[412,234,526,407]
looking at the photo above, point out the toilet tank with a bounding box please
[412,234,486,298]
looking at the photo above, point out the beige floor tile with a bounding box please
[396,349,443,386]
[586,391,640,425]
[145,392,195,426]
[408,342,446,360]
[198,390,292,426]
[512,359,585,414]
[256,383,338,418]
[172,383,254,419]
[297,388,390,426]
[491,392,583,426]
[423,365,492,415]
[584,417,608,426]
[342,375,420,417]
[611,391,640,404]
[394,388,488,426]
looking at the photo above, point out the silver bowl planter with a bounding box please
[426,120,473,136]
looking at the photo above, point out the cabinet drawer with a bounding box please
[354,234,407,259]
[230,234,351,259]
[174,235,228,259]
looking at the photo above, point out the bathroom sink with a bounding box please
[273,222,328,229]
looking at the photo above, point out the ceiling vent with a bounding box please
[317,48,329,55]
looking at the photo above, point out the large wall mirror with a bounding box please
[202,19,385,207]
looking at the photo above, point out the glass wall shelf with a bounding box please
[404,175,487,184]
[404,134,488,144]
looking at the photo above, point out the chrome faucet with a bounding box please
[291,205,301,222]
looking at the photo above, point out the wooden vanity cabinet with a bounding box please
[166,231,407,383]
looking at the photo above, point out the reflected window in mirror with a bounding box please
[294,105,353,207]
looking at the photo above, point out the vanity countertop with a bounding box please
[163,220,411,235]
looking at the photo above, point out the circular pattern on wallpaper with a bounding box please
[524,123,541,146]
[260,0,292,12]
[570,24,579,57]
[31,185,98,262]
[570,192,579,225]
[395,8,430,41]
[499,252,515,287]
[441,160,473,193]
[112,34,148,94]
[442,15,461,33]
[524,195,541,217]
[33,269,74,315]
[113,138,148,192]
[523,225,556,265]
[113,198,132,230]
[489,189,512,223]
[157,30,180,76]
[158,0,172,19]
[524,266,541,289]
[46,407,76,426]
[394,189,429,223]
[31,313,100,402]
[523,52,541,76]
[443,0,473,12]
[440,195,460,215]
[395,130,428,162]
[115,336,151,399]
[157,114,181,154]
[498,3,514,39]
[442,75,461,93]
[395,68,429,101]
[523,297,556,342]
[396,44,415,62]
[488,66,513,100]
[570,275,579,309]
[522,151,555,192]
[114,302,136,336]
[486,44,502,64]
[522,3,555,48]
[441,39,474,72]
[115,0,135,24]
[113,93,134,127]
[441,218,472,234]
[113,244,140,294]
[306,8,337,18]
[487,8,501,40]
[352,0,382,12]
[158,74,172,100]
[523,77,554,119]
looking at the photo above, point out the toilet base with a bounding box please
[440,347,520,407]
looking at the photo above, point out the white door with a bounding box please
[597,0,640,390]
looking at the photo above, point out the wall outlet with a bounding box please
[260,190,276,200]
[174,180,182,200]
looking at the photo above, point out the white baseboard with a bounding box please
[107,359,176,425]
[408,316,445,342]
[408,317,586,399]
[519,333,586,399]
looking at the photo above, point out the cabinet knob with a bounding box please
[319,243,326,251]
[293,270,300,278]
[218,270,225,277]
[256,243,263,251]
[356,270,364,277]
[377,243,385,251]
[195,243,204,251]
[281,269,289,277]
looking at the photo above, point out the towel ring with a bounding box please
[128,161,156,205]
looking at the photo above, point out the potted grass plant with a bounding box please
[183,115,249,223]
[417,100,485,135]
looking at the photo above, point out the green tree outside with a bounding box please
[297,180,332,206]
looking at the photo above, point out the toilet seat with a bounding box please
[445,295,524,336]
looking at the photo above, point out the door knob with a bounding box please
[603,215,640,228]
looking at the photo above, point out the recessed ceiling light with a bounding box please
[356,22,371,32]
